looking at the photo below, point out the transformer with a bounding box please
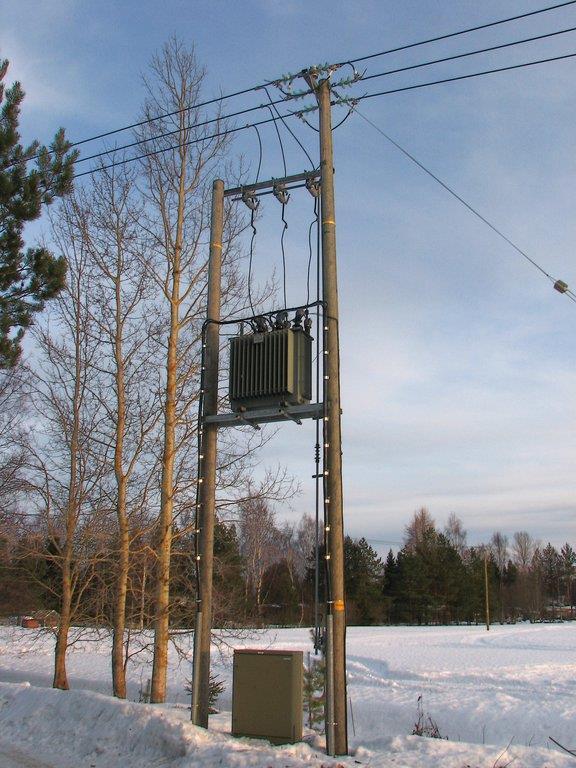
[229,326,312,412]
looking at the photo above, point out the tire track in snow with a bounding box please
[0,742,57,768]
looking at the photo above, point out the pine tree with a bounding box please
[344,536,384,624]
[303,655,325,731]
[0,59,77,367]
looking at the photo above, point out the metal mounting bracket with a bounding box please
[203,402,323,428]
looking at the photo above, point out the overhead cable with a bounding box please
[75,50,576,180]
[74,93,290,167]
[341,0,576,66]
[350,51,576,103]
[16,0,576,167]
[356,24,576,85]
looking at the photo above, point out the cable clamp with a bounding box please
[306,177,321,198]
[241,189,259,211]
[273,183,290,205]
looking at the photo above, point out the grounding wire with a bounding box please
[314,182,323,654]
[341,0,576,66]
[351,104,574,298]
[355,24,576,86]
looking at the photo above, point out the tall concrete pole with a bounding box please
[317,76,348,757]
[191,178,224,727]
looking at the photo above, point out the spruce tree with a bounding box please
[0,59,77,367]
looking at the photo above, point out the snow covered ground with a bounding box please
[0,622,575,767]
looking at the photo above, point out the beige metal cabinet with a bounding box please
[231,649,303,744]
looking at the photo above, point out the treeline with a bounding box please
[0,507,318,628]
[5,506,572,636]
[343,509,576,625]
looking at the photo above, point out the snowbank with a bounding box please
[2,624,576,766]
[1,681,574,767]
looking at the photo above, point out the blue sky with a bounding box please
[3,0,576,552]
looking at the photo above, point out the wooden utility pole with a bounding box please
[191,178,224,727]
[316,75,348,757]
[484,550,491,632]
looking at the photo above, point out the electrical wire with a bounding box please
[341,0,576,66]
[351,104,576,302]
[73,93,290,168]
[17,82,306,169]
[263,86,316,168]
[356,24,576,86]
[72,39,576,174]
[348,50,576,104]
[73,111,294,179]
[265,103,290,309]
[253,124,263,183]
[306,196,319,306]
[246,126,262,317]
[72,48,576,180]
[280,203,288,309]
[247,208,258,317]
[18,0,576,169]
[267,105,288,177]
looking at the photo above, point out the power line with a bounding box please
[68,83,274,150]
[351,51,576,103]
[351,104,576,303]
[74,93,289,167]
[263,86,316,168]
[342,0,576,66]
[74,50,576,180]
[23,1,575,165]
[357,24,576,85]
[77,28,575,172]
[73,111,294,179]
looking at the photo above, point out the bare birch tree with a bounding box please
[29,201,108,689]
[444,512,467,557]
[63,166,161,698]
[133,39,254,702]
